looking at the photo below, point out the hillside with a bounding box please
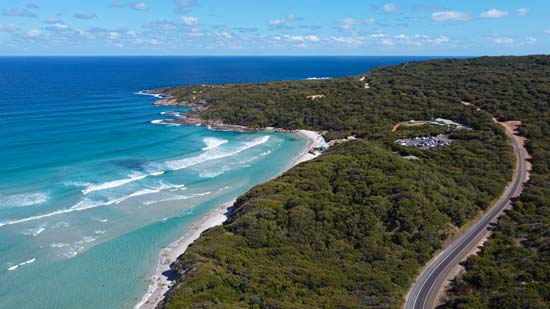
[158,56,550,308]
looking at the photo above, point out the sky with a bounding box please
[0,0,548,56]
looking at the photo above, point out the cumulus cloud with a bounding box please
[267,14,301,29]
[3,7,38,18]
[74,13,97,19]
[480,9,508,18]
[545,29,550,35]
[339,18,375,30]
[517,8,528,16]
[383,3,397,13]
[432,11,471,22]
[181,16,199,26]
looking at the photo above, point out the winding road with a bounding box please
[405,121,530,309]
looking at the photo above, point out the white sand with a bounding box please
[135,129,326,309]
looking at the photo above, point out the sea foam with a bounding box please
[82,173,151,195]
[201,137,228,151]
[7,258,36,271]
[0,192,48,208]
[0,182,187,227]
[165,135,270,171]
[22,224,48,237]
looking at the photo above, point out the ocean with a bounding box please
[0,56,434,308]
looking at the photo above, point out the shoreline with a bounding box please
[135,129,326,309]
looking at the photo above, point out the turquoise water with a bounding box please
[0,56,430,308]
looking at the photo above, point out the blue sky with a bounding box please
[0,0,548,55]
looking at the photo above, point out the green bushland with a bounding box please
[159,56,550,308]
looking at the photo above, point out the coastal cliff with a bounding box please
[154,56,549,308]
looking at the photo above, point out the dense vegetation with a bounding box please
[160,56,550,308]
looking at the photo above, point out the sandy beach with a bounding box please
[135,129,326,309]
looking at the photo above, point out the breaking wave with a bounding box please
[7,258,36,271]
[82,172,163,195]
[165,135,270,171]
[0,181,187,227]
[201,137,228,151]
[0,192,48,208]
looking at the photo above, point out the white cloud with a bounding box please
[517,8,528,16]
[108,31,121,39]
[280,34,319,43]
[388,33,451,46]
[112,1,149,11]
[268,18,286,28]
[267,14,301,29]
[339,18,360,30]
[488,35,537,46]
[219,31,232,39]
[49,23,68,30]
[305,35,319,42]
[383,3,397,12]
[329,36,365,46]
[370,33,385,38]
[480,9,508,18]
[181,16,199,26]
[490,36,514,45]
[339,18,375,30]
[132,2,149,11]
[545,29,550,35]
[434,36,449,44]
[432,11,471,22]
[381,38,395,46]
[77,29,94,39]
[26,29,43,37]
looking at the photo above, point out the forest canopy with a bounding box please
[160,55,550,308]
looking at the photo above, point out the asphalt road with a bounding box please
[405,123,529,309]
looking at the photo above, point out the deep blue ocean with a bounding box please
[0,56,435,308]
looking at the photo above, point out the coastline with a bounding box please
[135,129,326,309]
